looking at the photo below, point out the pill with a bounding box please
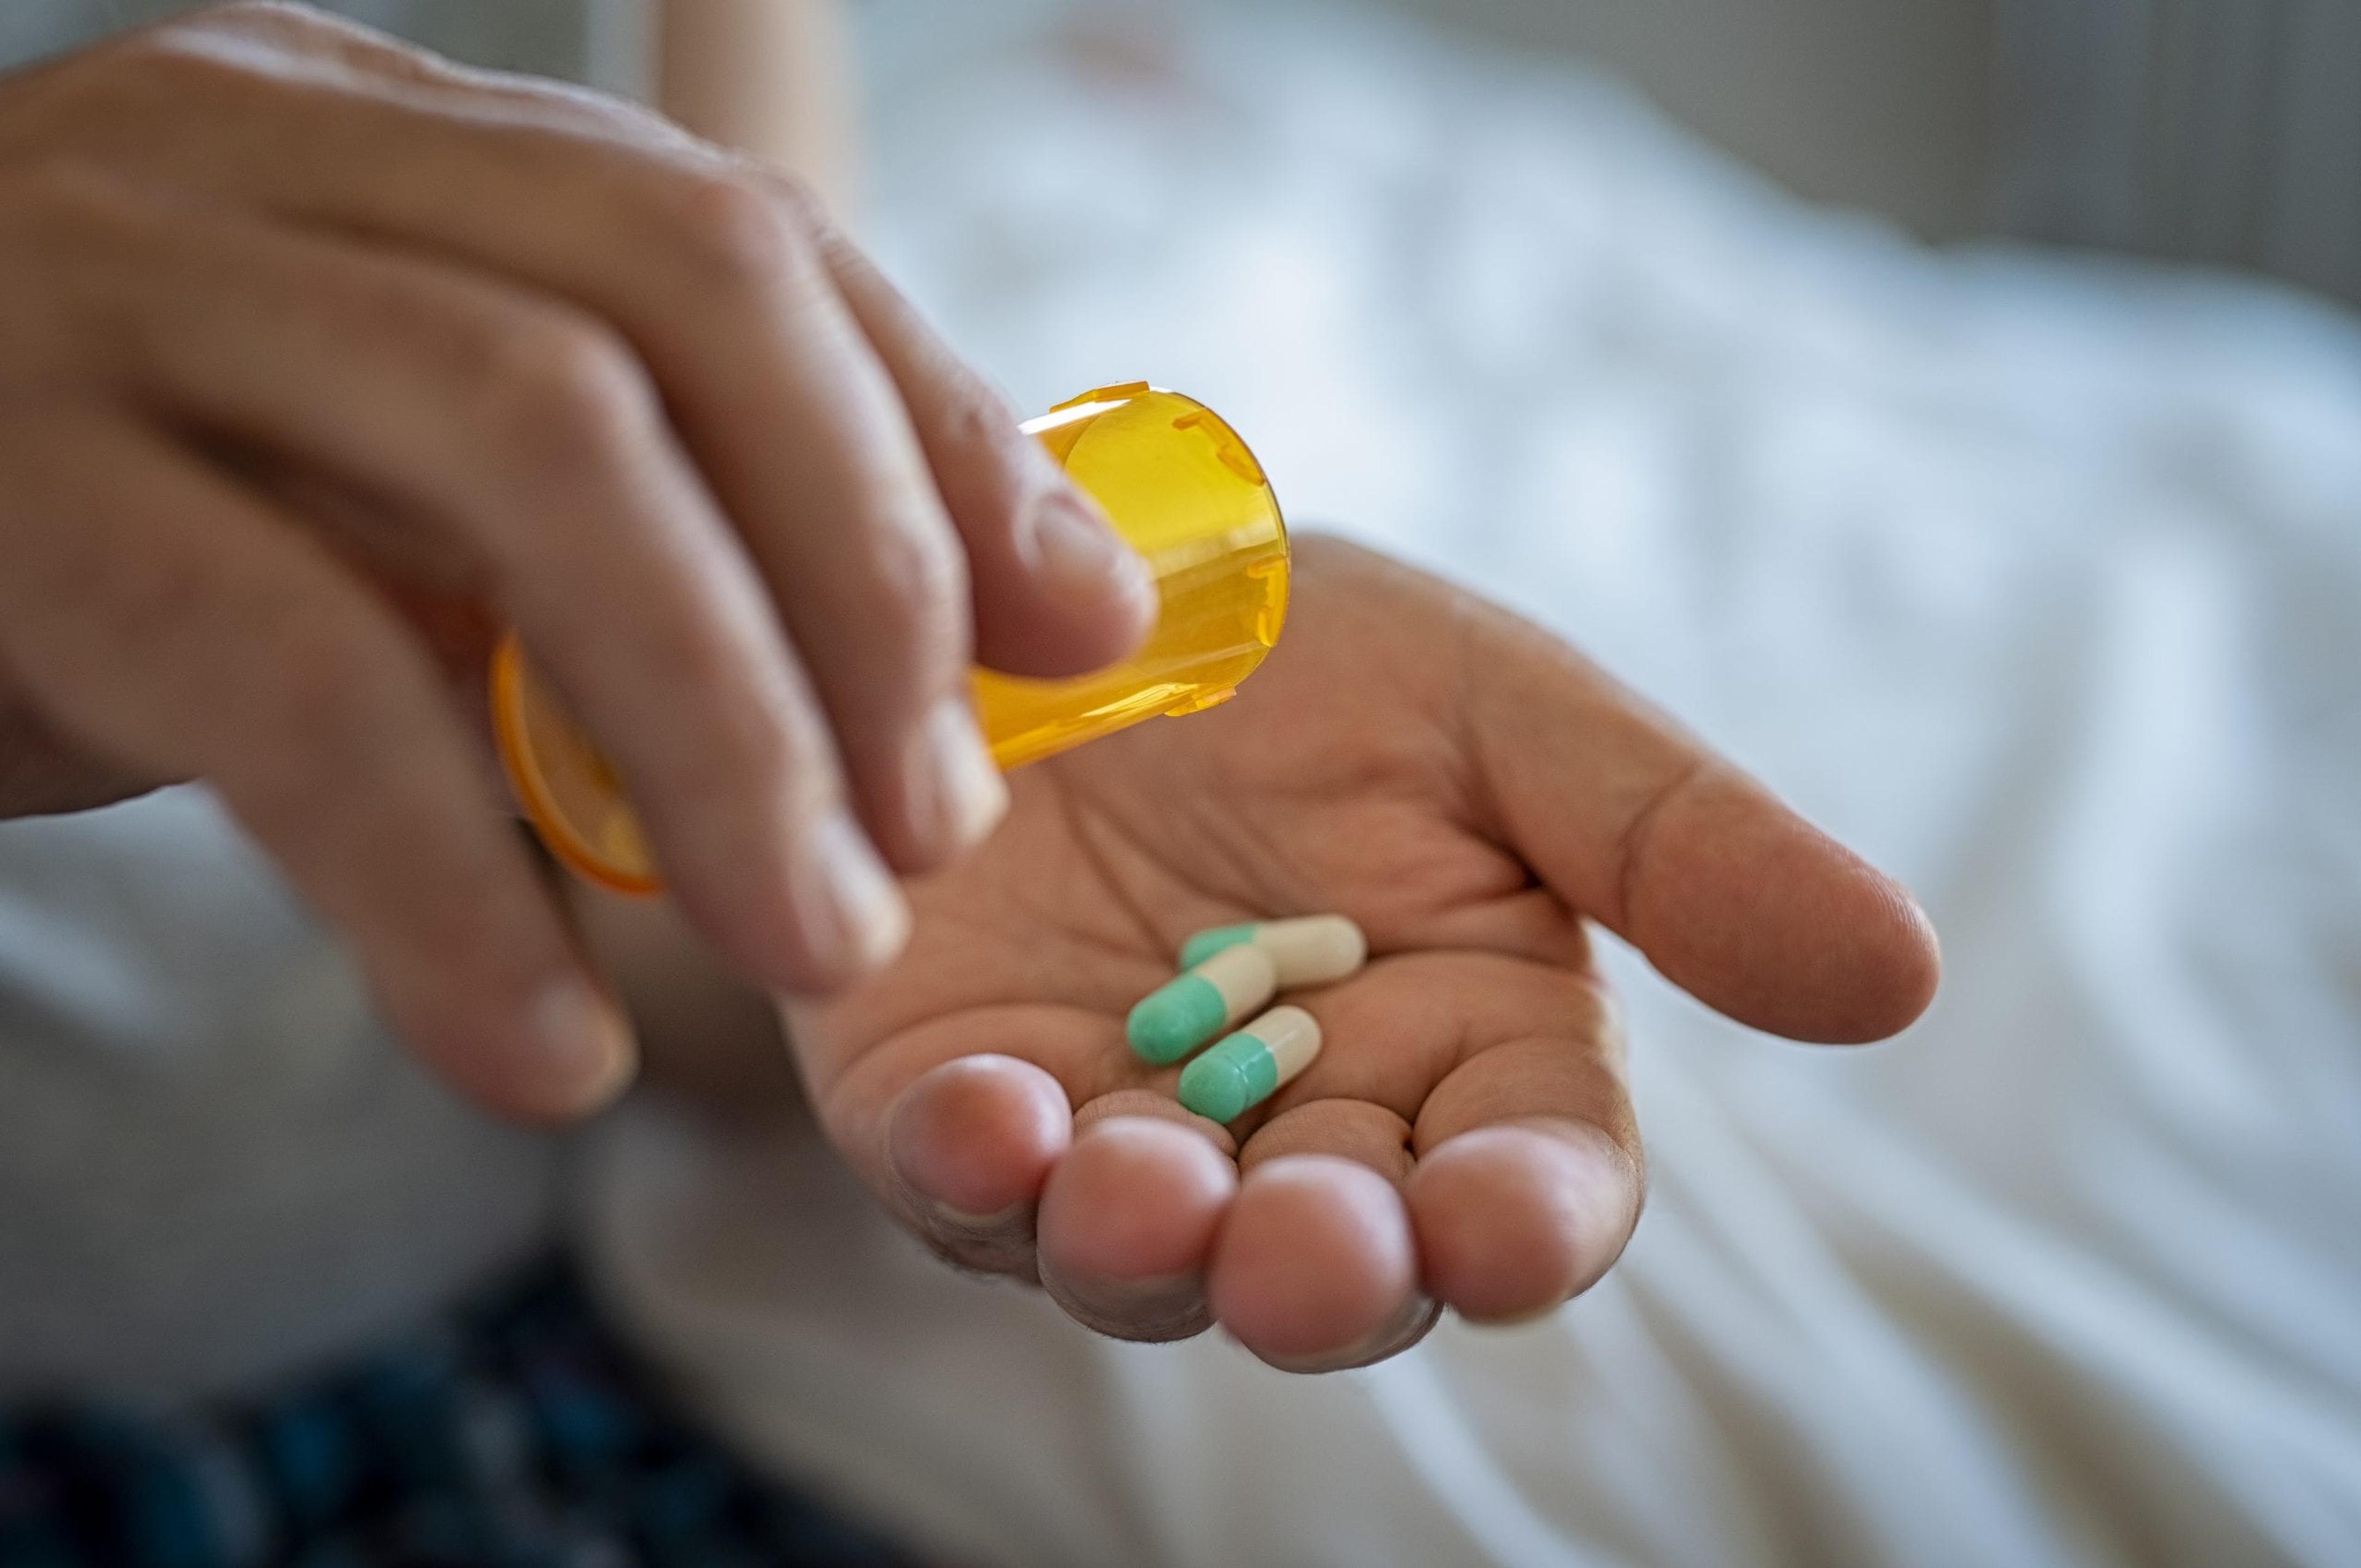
[1126,943,1278,1065]
[1177,914,1367,987]
[1177,1005,1323,1123]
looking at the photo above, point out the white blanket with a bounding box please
[584,4,2361,1564]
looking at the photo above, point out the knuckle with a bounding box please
[85,34,295,135]
[634,621,839,807]
[762,175,871,298]
[192,1,312,26]
[739,665,839,801]
[764,718,847,828]
[20,14,282,133]
[933,377,1042,506]
[763,170,827,229]
[467,311,656,481]
[661,169,812,294]
[679,691,848,852]
[175,1,356,46]
[189,1,452,85]
[861,517,970,670]
[104,6,411,104]
[108,22,261,93]
[935,374,1013,453]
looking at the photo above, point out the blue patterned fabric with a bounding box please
[0,1262,918,1568]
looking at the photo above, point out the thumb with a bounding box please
[1467,607,1939,1043]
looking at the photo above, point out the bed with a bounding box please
[585,5,2361,1562]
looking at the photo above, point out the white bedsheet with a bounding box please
[583,4,2361,1563]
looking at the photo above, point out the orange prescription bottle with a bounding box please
[491,384,1289,895]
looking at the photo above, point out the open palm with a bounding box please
[790,537,1939,1371]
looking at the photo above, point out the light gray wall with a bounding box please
[0,1,646,94]
[12,1,2355,305]
[1367,0,1998,240]
[1374,0,2361,306]
[1991,0,2361,307]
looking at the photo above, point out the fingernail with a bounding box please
[529,978,637,1117]
[888,1140,1041,1278]
[797,809,911,978]
[918,1198,1037,1278]
[1040,1265,1213,1344]
[910,697,1008,856]
[1259,1291,1441,1375]
[1030,491,1153,608]
[928,1198,1032,1235]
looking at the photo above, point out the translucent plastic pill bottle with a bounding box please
[492,383,1289,894]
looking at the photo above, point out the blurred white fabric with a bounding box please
[0,787,560,1400]
[583,4,2361,1564]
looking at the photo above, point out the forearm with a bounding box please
[657,0,855,212]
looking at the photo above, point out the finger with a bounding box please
[799,943,1136,1272]
[57,36,1011,873]
[590,194,999,876]
[1026,1088,1243,1340]
[884,1054,1069,1278]
[1447,553,1941,1042]
[10,164,904,994]
[795,195,1155,676]
[124,9,1150,675]
[804,910,1236,1320]
[1207,1155,1431,1372]
[853,1037,1244,1329]
[1407,1119,1639,1323]
[1409,1032,1643,1323]
[1035,1117,1232,1343]
[801,861,1177,1194]
[726,268,1006,877]
[1231,952,1641,1324]
[813,998,1225,1300]
[1043,1091,1246,1331]
[0,402,631,1120]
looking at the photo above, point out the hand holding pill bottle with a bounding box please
[493,385,1288,894]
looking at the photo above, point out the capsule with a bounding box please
[1126,943,1278,1065]
[1177,1005,1323,1123]
[1177,915,1366,988]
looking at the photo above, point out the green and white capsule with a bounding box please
[1177,914,1367,987]
[1126,943,1278,1065]
[1177,1005,1323,1123]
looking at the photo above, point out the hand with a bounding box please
[0,3,1150,1118]
[793,537,1939,1370]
